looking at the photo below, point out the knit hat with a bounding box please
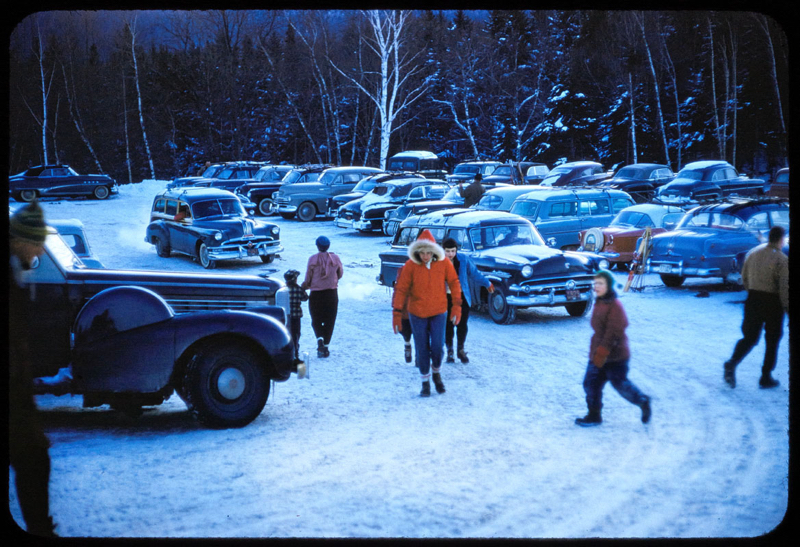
[316,235,330,252]
[594,269,618,292]
[408,229,445,264]
[284,269,300,283]
[10,200,48,244]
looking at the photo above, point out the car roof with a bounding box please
[48,218,87,232]
[483,185,541,197]
[618,203,685,223]
[686,198,788,216]
[412,209,533,228]
[617,163,669,170]
[514,187,632,201]
[160,187,239,201]
[681,160,731,170]
[390,151,438,159]
[555,161,603,168]
[321,166,383,173]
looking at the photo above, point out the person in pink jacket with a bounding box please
[575,269,651,427]
[392,230,462,397]
[302,235,343,358]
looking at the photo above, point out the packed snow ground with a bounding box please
[9,180,790,538]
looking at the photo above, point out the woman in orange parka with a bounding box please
[392,229,462,397]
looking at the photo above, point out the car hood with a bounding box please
[659,178,702,193]
[473,244,589,271]
[342,191,397,212]
[332,191,366,204]
[597,225,644,238]
[194,216,274,236]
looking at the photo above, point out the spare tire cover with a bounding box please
[74,286,173,346]
[583,227,605,252]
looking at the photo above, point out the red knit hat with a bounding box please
[416,229,436,243]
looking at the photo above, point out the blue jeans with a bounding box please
[582,359,647,411]
[408,312,447,379]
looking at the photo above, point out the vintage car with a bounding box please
[382,185,466,236]
[596,163,675,203]
[386,150,448,179]
[49,218,105,268]
[325,173,387,216]
[335,175,447,232]
[378,210,601,324]
[524,163,551,184]
[271,165,383,221]
[482,162,539,186]
[767,167,789,199]
[145,187,283,269]
[234,165,297,215]
[538,161,611,187]
[472,185,543,212]
[508,187,635,250]
[645,198,789,287]
[9,164,119,202]
[17,226,299,427]
[191,162,267,192]
[445,160,502,184]
[577,203,685,270]
[168,162,227,189]
[655,160,767,203]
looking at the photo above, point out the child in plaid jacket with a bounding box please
[284,270,308,364]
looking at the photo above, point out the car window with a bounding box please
[744,212,769,233]
[427,186,447,199]
[165,200,178,216]
[483,165,499,175]
[769,209,789,229]
[153,198,166,213]
[60,234,87,255]
[408,187,424,199]
[391,183,413,197]
[509,200,539,219]
[612,197,634,213]
[343,174,362,184]
[709,213,743,230]
[469,225,540,250]
[527,165,549,176]
[711,169,726,181]
[682,212,710,228]
[661,213,684,230]
[579,199,610,216]
[677,169,703,181]
[635,214,655,228]
[775,172,789,183]
[177,203,191,219]
[396,227,421,246]
[493,166,512,176]
[454,164,481,175]
[610,211,642,227]
[476,194,504,210]
[192,200,222,218]
[592,166,604,175]
[547,201,578,218]
[217,168,235,179]
[446,229,471,251]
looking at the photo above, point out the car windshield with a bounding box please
[443,186,463,201]
[387,159,418,171]
[527,165,549,176]
[192,198,245,219]
[615,167,644,179]
[611,210,653,227]
[676,169,704,181]
[454,164,481,175]
[318,170,342,184]
[46,233,85,269]
[492,166,512,176]
[353,178,379,192]
[469,224,544,249]
[254,168,282,182]
[201,165,221,178]
[540,167,571,185]
[509,200,539,218]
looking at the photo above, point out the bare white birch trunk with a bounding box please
[129,17,155,179]
[637,13,669,167]
[708,18,724,159]
[629,73,637,162]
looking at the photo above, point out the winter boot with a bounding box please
[317,338,329,358]
[575,409,602,427]
[457,348,469,364]
[420,381,431,397]
[432,372,446,394]
[446,347,455,363]
[759,375,780,389]
[723,361,736,388]
[640,396,651,424]
[404,343,413,364]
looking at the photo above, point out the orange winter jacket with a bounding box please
[392,232,462,319]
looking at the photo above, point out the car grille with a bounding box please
[223,236,275,247]
[338,210,361,221]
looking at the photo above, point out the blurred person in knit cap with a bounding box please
[575,269,651,427]
[392,229,462,397]
[301,235,343,358]
[8,200,58,536]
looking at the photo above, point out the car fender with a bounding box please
[145,221,173,246]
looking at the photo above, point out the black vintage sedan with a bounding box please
[539,161,611,187]
[9,164,119,202]
[20,226,299,427]
[655,160,767,204]
[378,210,599,324]
[596,163,675,203]
[145,187,283,269]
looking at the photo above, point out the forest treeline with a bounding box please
[8,9,789,184]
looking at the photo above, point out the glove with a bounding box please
[392,311,404,334]
[451,306,462,326]
[487,283,495,294]
[592,346,610,368]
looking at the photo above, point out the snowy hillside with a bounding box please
[9,180,789,538]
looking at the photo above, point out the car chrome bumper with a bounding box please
[646,259,721,278]
[208,242,284,260]
[273,203,297,213]
[335,218,355,229]
[506,290,592,307]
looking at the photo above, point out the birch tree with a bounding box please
[331,10,432,170]
[753,13,787,165]
[634,12,669,167]
[126,14,156,179]
[708,17,724,159]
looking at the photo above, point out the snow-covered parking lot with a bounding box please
[9,180,790,538]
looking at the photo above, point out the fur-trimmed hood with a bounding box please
[408,229,445,265]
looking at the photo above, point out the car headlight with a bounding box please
[271,226,280,235]
[521,265,533,278]
[598,258,610,270]
[214,232,223,241]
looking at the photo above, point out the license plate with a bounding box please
[566,288,580,301]
[247,247,258,257]
[658,264,672,273]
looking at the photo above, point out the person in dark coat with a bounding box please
[575,269,651,427]
[392,230,462,396]
[284,269,308,365]
[301,235,343,358]
[724,226,789,389]
[442,237,494,363]
[8,200,58,536]
[460,173,485,208]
